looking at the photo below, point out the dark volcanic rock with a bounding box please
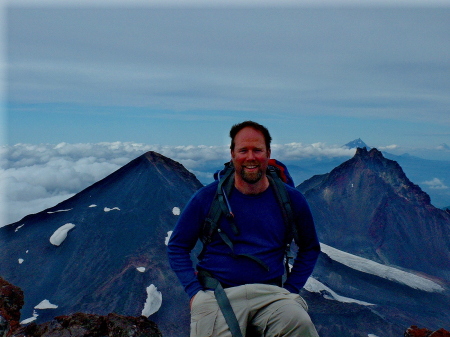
[405,325,450,337]
[0,277,24,336]
[0,151,203,337]
[299,147,450,279]
[0,277,162,337]
[11,312,162,337]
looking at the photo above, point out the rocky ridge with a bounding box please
[1,276,162,337]
[2,276,449,337]
[298,147,450,279]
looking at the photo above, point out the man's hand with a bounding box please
[190,293,197,310]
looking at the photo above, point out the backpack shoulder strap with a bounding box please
[200,162,235,245]
[266,165,299,275]
[266,166,298,243]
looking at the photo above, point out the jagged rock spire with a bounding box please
[298,147,450,278]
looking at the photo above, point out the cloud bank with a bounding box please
[1,141,356,226]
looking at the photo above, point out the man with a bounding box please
[168,121,320,337]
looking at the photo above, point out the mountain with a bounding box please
[298,147,450,334]
[343,138,371,150]
[298,147,450,279]
[2,149,450,337]
[0,151,203,337]
[282,139,450,210]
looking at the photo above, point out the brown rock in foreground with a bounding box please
[10,312,162,337]
[0,277,25,335]
[0,276,162,337]
[405,325,450,337]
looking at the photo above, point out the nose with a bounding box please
[247,150,256,160]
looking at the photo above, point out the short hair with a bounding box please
[229,121,272,151]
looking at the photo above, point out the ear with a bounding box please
[267,148,271,158]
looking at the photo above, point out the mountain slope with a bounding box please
[0,151,203,337]
[298,147,450,280]
[2,149,449,337]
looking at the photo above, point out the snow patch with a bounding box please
[50,223,76,246]
[89,204,97,208]
[320,243,444,293]
[20,310,38,324]
[18,258,24,264]
[137,267,146,273]
[368,334,380,337]
[141,284,162,317]
[104,207,120,212]
[15,224,25,232]
[47,208,73,214]
[35,299,58,309]
[172,207,180,215]
[305,277,374,306]
[165,231,173,246]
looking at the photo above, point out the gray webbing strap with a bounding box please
[198,270,243,337]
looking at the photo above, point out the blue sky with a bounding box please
[2,0,450,226]
[3,1,450,153]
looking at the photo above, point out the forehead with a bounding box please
[234,127,266,147]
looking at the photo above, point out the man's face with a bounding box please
[231,127,271,184]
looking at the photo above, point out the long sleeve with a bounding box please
[283,188,321,293]
[167,184,215,299]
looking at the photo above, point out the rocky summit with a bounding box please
[299,147,450,279]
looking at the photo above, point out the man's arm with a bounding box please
[283,189,321,293]
[167,188,211,299]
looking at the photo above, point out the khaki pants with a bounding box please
[190,284,319,337]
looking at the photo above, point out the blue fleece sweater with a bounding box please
[167,181,320,299]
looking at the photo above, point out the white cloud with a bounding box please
[378,144,398,151]
[0,141,357,227]
[272,142,355,160]
[422,178,448,190]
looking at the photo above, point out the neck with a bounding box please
[234,174,270,195]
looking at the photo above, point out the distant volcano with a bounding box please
[343,138,370,150]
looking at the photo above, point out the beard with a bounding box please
[239,166,263,184]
